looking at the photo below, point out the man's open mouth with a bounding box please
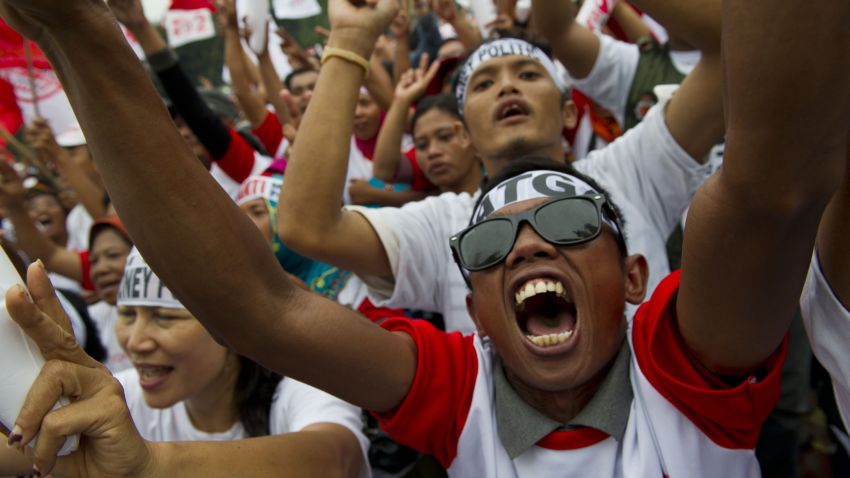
[497,100,530,121]
[514,278,577,347]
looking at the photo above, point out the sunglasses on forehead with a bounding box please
[450,194,626,275]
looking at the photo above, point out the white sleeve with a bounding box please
[801,253,850,432]
[270,379,370,477]
[347,193,468,312]
[575,97,711,240]
[569,34,640,126]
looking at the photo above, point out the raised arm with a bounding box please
[373,55,440,182]
[26,119,107,220]
[530,0,601,80]
[0,0,414,410]
[533,0,723,160]
[432,0,482,52]
[677,0,850,374]
[0,161,81,281]
[609,2,652,43]
[218,0,267,128]
[276,5,400,277]
[633,0,722,160]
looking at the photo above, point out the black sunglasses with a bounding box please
[450,194,625,274]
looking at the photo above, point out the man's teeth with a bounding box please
[514,279,566,306]
[526,330,573,347]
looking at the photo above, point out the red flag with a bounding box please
[0,19,77,138]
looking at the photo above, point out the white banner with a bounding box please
[575,0,619,33]
[272,0,321,20]
[163,9,217,48]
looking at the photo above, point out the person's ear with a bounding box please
[466,293,488,338]
[623,254,649,305]
[562,99,578,130]
[456,124,472,149]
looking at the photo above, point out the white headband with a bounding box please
[472,170,602,224]
[236,175,283,206]
[117,248,183,309]
[455,38,567,114]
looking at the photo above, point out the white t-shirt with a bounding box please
[344,136,374,205]
[209,151,273,200]
[351,97,710,334]
[87,302,131,373]
[375,272,783,477]
[115,369,371,477]
[801,252,850,433]
[569,34,697,130]
[65,204,93,252]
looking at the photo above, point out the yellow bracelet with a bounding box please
[321,47,370,78]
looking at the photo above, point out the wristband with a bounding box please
[321,47,370,78]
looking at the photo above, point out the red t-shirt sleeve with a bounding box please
[251,111,284,158]
[632,271,787,450]
[373,318,478,468]
[405,148,437,192]
[214,128,257,184]
[78,250,95,291]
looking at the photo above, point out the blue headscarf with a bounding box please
[237,174,351,300]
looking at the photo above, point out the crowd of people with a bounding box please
[0,0,847,476]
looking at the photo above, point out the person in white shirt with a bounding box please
[276,0,722,333]
[113,248,369,477]
[5,2,850,477]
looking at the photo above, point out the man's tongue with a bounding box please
[526,312,574,337]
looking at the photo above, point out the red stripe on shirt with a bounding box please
[214,128,257,184]
[631,271,786,450]
[374,318,478,469]
[252,111,284,158]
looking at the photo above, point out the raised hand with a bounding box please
[5,262,154,478]
[326,0,399,59]
[0,158,26,209]
[106,0,148,30]
[215,0,239,31]
[431,0,457,23]
[394,53,441,105]
[389,8,410,40]
[24,118,69,169]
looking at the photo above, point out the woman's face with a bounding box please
[353,92,382,141]
[89,229,132,305]
[239,198,273,245]
[413,109,479,191]
[27,194,67,244]
[116,305,234,409]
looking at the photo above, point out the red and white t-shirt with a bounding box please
[375,272,786,477]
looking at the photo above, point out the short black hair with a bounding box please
[411,94,463,134]
[283,68,318,91]
[475,156,628,255]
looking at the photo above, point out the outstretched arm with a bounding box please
[0,0,415,411]
[677,0,850,374]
